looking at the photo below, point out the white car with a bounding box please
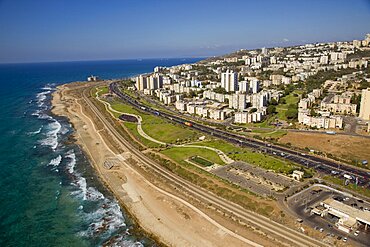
[354,230,359,236]
[343,237,347,242]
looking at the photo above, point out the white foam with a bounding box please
[28,126,43,135]
[48,155,62,166]
[65,150,76,174]
[79,198,126,238]
[39,120,61,150]
[36,90,51,107]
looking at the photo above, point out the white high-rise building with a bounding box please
[221,70,238,92]
[238,81,249,93]
[135,75,147,91]
[320,55,329,64]
[261,47,268,55]
[359,88,370,120]
[229,93,247,110]
[250,79,260,94]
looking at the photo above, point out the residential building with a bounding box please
[359,88,370,120]
[221,70,238,92]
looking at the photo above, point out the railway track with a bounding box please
[82,85,327,247]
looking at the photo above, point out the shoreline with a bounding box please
[51,81,269,247]
[51,83,164,246]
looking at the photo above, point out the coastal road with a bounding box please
[83,85,327,246]
[109,82,370,189]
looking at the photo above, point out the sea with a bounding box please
[0,58,202,247]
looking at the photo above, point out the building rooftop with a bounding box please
[323,198,370,225]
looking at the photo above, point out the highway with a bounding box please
[83,85,327,247]
[109,82,370,189]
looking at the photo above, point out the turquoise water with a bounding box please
[0,58,201,246]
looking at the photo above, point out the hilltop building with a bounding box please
[221,70,238,92]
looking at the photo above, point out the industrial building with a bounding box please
[312,198,370,233]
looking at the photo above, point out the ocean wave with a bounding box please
[36,90,51,107]
[78,198,126,239]
[27,126,43,135]
[64,150,128,241]
[42,83,56,91]
[48,155,62,167]
[109,237,144,247]
[39,120,61,150]
[65,150,76,173]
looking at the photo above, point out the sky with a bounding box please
[0,0,370,63]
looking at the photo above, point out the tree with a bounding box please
[310,108,317,117]
[270,98,278,105]
[285,108,298,119]
[250,108,257,113]
[279,98,286,104]
[213,87,227,94]
[286,103,298,119]
[267,105,276,115]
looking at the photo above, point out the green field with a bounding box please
[191,156,214,167]
[96,86,109,96]
[123,122,162,148]
[275,92,300,121]
[110,100,199,144]
[195,140,299,174]
[249,129,287,139]
[161,147,224,165]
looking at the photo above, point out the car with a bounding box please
[343,237,347,242]
[314,226,319,230]
[337,236,342,240]
[319,228,324,232]
[354,230,359,236]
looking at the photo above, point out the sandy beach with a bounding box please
[51,82,274,247]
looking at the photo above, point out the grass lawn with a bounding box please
[323,176,370,198]
[190,156,214,167]
[123,122,162,148]
[195,139,299,174]
[96,86,109,96]
[275,92,300,121]
[250,129,287,139]
[161,147,224,165]
[110,100,199,144]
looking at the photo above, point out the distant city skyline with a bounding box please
[0,0,370,63]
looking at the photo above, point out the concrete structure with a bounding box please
[221,70,238,92]
[136,75,147,91]
[292,170,304,181]
[234,111,264,123]
[250,79,260,94]
[321,198,370,233]
[359,88,370,120]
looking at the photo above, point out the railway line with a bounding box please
[82,85,328,246]
[109,82,370,188]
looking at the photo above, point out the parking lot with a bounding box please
[287,185,370,246]
[212,161,299,196]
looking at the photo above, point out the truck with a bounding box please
[184,122,193,127]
